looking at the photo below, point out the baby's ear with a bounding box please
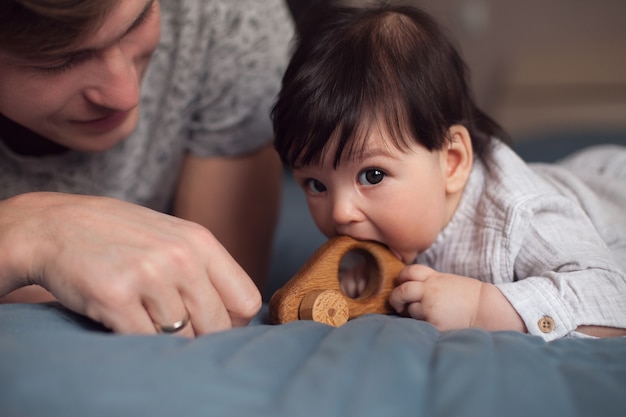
[444,125,473,194]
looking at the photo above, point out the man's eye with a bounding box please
[33,51,93,75]
[35,59,79,74]
[305,179,326,193]
[358,169,385,185]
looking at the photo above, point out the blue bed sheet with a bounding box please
[1,302,625,417]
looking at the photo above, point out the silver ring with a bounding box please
[156,313,189,334]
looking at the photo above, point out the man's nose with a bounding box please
[82,45,140,111]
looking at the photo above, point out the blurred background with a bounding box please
[286,0,626,143]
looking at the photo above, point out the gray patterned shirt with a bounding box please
[417,141,626,340]
[0,0,293,212]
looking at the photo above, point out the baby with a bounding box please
[271,0,626,340]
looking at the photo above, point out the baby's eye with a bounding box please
[358,169,385,185]
[305,178,327,193]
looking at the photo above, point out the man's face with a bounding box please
[0,0,161,152]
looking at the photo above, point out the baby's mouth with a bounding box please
[389,248,406,263]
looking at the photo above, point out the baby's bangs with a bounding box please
[327,107,418,168]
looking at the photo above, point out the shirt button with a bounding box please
[537,316,555,333]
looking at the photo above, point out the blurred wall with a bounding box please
[418,0,626,140]
[287,0,626,140]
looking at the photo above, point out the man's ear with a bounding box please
[443,125,473,195]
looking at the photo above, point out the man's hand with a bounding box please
[0,192,262,337]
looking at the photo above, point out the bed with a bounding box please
[2,133,626,417]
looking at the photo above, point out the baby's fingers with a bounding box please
[396,264,437,284]
[389,281,424,314]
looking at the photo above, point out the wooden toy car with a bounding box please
[269,236,404,326]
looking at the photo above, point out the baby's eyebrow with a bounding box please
[355,146,397,161]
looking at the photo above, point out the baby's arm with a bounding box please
[389,264,526,333]
[498,194,626,339]
[389,265,626,337]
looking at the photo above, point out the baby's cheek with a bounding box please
[308,209,335,238]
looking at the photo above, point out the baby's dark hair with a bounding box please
[272,0,507,168]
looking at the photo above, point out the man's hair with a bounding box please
[0,0,113,59]
[272,0,507,168]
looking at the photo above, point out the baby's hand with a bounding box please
[388,264,483,331]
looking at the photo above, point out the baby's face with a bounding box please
[291,129,453,264]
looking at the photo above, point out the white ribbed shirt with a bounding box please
[416,141,626,340]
